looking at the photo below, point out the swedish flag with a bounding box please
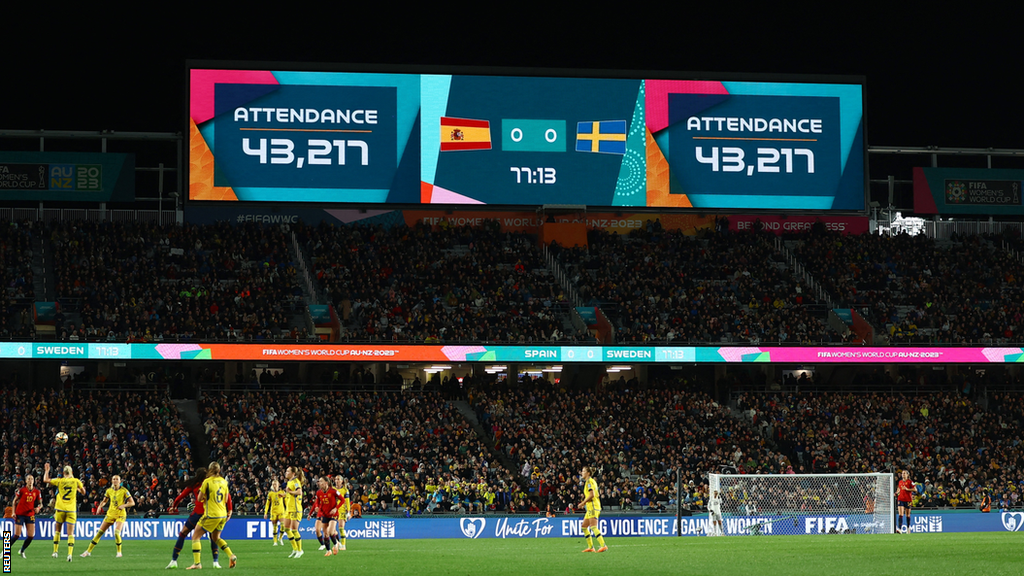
[575,120,626,155]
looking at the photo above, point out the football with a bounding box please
[55,431,68,445]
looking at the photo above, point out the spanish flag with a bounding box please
[440,117,492,151]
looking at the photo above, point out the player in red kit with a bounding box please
[166,468,220,569]
[11,475,43,558]
[314,477,342,555]
[894,470,916,533]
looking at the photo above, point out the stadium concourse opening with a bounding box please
[11,356,1006,402]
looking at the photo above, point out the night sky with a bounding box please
[3,8,1021,207]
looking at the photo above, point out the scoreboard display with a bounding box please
[189,66,865,211]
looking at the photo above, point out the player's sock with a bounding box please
[212,540,220,562]
[593,526,606,548]
[584,526,594,549]
[87,533,100,553]
[67,533,74,555]
[288,529,298,551]
[115,530,123,554]
[20,536,33,553]
[317,533,325,547]
[53,533,60,554]
[172,533,186,560]
[330,533,339,546]
[340,529,346,548]
[215,539,233,559]
[295,531,302,551]
[274,524,282,544]
[10,533,17,546]
[192,541,202,565]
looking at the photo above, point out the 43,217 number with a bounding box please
[242,138,369,168]
[696,146,815,176]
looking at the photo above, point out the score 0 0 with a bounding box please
[695,146,815,175]
[242,138,369,167]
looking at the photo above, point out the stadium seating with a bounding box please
[6,216,1024,516]
[199,390,522,515]
[789,229,1024,344]
[301,221,586,343]
[556,227,838,344]
[0,222,36,338]
[470,375,791,513]
[0,219,1019,346]
[50,221,306,342]
[0,388,193,515]
[737,387,1024,508]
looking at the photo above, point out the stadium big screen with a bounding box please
[189,65,866,211]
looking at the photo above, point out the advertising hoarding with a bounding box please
[0,152,135,201]
[7,343,1024,363]
[914,167,1024,215]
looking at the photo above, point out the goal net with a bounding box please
[707,473,893,536]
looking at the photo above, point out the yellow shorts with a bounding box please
[54,510,78,524]
[287,510,301,522]
[199,516,228,533]
[584,509,601,520]
[104,513,127,524]
[269,512,284,522]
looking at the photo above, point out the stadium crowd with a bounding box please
[469,374,791,514]
[301,220,585,343]
[1,222,36,339]
[5,217,1024,520]
[791,229,1024,344]
[0,387,193,515]
[50,221,305,342]
[737,385,1024,509]
[1,218,1021,347]
[555,226,837,344]
[199,390,525,515]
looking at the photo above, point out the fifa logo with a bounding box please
[460,518,486,539]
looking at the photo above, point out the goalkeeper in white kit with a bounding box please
[708,490,724,536]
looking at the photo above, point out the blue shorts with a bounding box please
[185,512,204,530]
[15,515,35,525]
[897,501,913,510]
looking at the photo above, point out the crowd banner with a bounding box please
[2,513,1019,541]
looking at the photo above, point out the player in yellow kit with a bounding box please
[333,475,350,553]
[283,466,306,558]
[578,466,607,553]
[263,480,287,546]
[187,462,237,570]
[81,475,135,558]
[43,463,86,562]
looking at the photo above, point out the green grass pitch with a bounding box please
[7,533,1021,575]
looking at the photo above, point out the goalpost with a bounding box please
[707,473,894,536]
